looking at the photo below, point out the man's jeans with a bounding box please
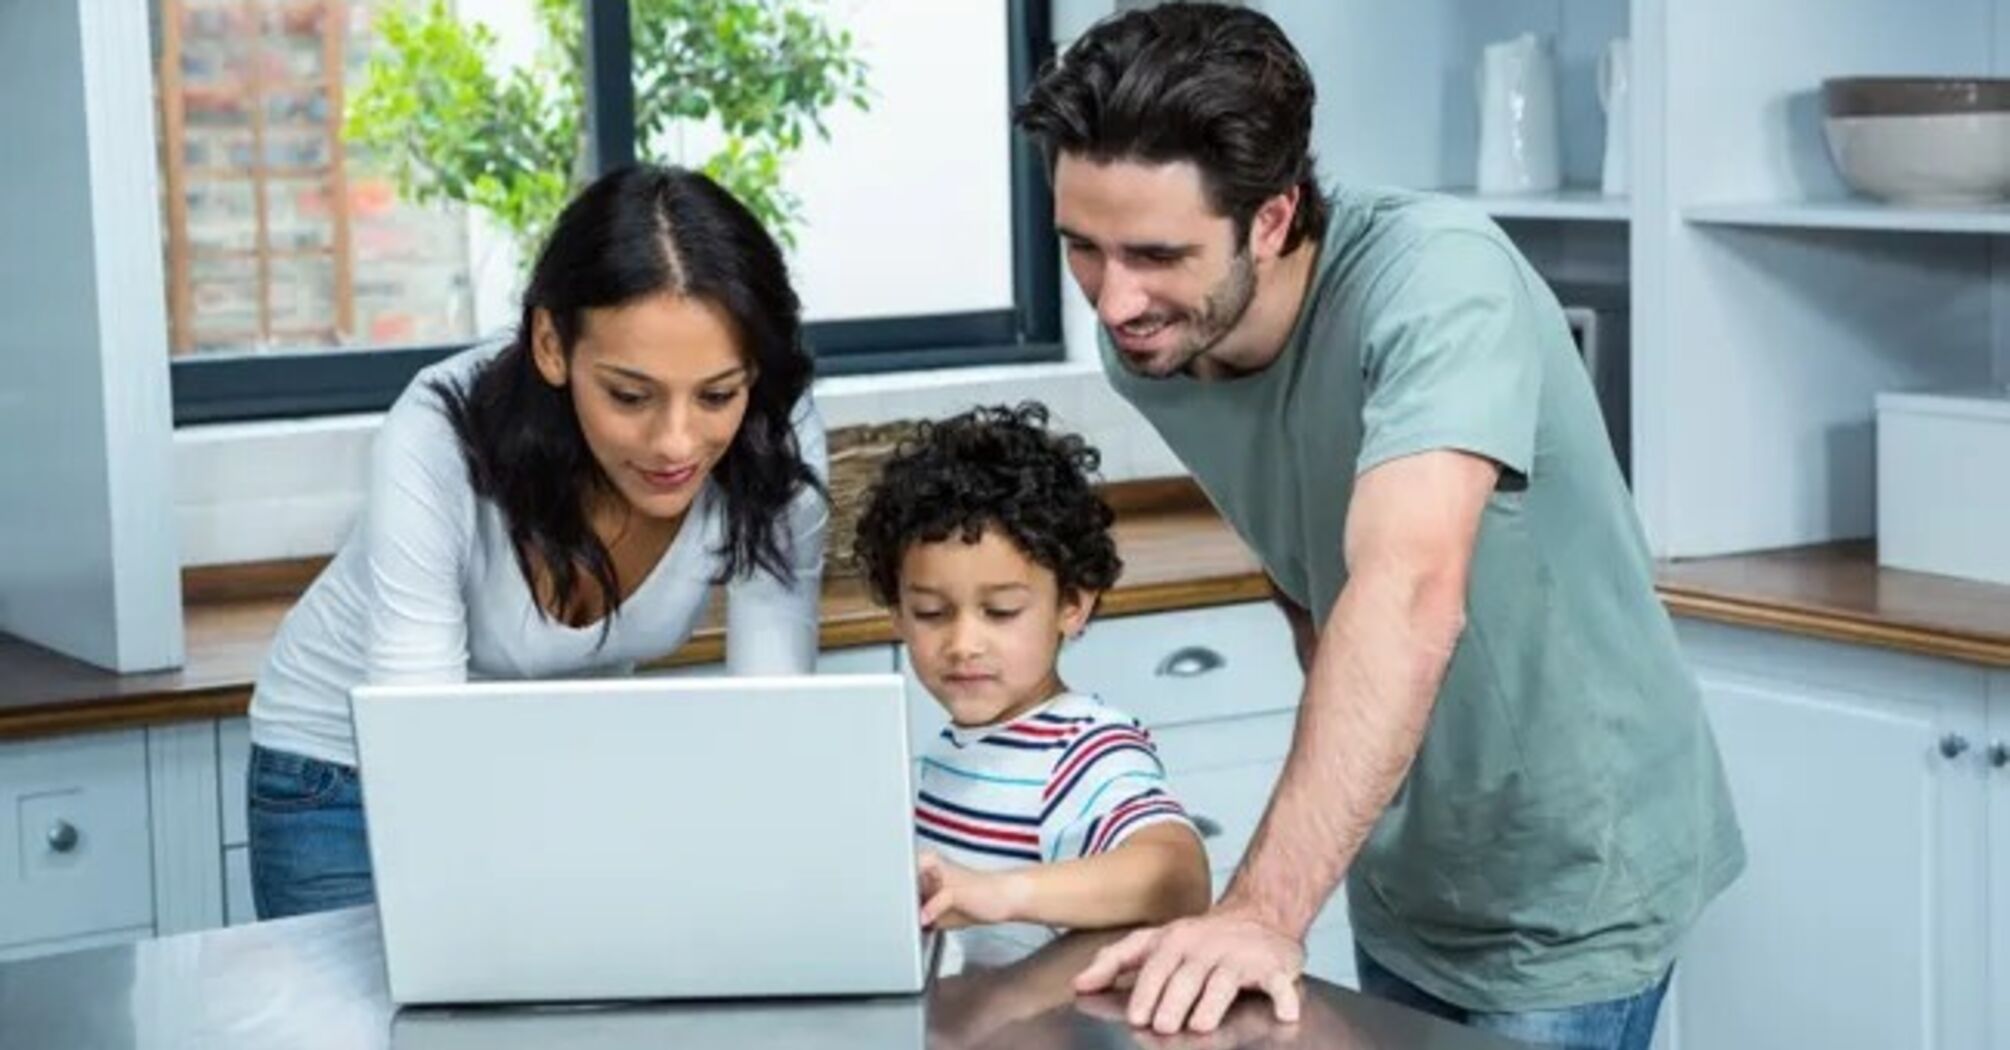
[1355,947,1673,1050]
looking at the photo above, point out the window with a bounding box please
[160,0,1059,425]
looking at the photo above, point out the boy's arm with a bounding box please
[921,824,1210,930]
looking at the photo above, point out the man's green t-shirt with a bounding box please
[1103,186,1745,1012]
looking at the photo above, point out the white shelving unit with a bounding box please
[1687,199,2010,235]
[1264,0,2009,562]
[1445,187,1631,223]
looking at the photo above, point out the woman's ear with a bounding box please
[530,309,568,389]
[1058,588,1098,641]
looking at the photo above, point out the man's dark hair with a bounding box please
[1014,1,1328,253]
[853,403,1122,609]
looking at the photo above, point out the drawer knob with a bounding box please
[1191,814,1224,840]
[1155,646,1225,678]
[1939,734,1971,761]
[46,820,80,854]
[1989,742,2009,770]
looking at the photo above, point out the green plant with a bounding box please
[344,0,870,255]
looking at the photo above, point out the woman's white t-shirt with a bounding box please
[248,342,829,767]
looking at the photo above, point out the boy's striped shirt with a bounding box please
[914,693,1194,872]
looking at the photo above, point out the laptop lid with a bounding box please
[351,674,923,1005]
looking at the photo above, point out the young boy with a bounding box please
[852,403,1211,932]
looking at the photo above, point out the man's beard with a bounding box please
[1115,247,1257,379]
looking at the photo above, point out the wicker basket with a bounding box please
[824,418,926,580]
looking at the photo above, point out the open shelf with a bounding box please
[1438,187,1630,223]
[1684,198,2010,235]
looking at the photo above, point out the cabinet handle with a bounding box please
[1155,646,1225,678]
[1192,814,1223,840]
[1939,734,1971,761]
[1988,742,2009,770]
[46,820,79,854]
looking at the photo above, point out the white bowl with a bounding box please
[1823,112,2010,205]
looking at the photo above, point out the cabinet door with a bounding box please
[898,602,1306,749]
[0,731,156,953]
[816,644,897,675]
[1677,651,1987,1050]
[1990,672,2010,1050]
[219,717,250,849]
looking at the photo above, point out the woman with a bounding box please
[246,165,828,919]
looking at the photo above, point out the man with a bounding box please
[1013,5,1745,1048]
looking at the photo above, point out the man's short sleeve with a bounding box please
[1356,232,1544,482]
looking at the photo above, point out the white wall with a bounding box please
[0,0,182,670]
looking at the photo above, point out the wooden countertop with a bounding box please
[5,480,2007,742]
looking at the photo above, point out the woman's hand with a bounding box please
[918,851,1031,929]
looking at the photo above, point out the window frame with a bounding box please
[169,0,1061,426]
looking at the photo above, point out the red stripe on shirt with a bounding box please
[914,804,1041,847]
[1045,727,1151,801]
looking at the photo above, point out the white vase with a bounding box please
[1599,38,1632,197]
[1476,33,1561,195]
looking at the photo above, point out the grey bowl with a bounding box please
[1824,77,2010,118]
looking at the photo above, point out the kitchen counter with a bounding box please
[5,479,2008,741]
[0,906,1532,1050]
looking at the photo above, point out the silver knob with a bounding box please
[1988,742,2009,769]
[1192,814,1223,840]
[1155,646,1225,678]
[1939,734,1971,761]
[46,821,79,854]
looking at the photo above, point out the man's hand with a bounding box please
[918,851,1029,929]
[1071,904,1304,1035]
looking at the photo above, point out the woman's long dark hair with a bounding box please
[432,165,820,632]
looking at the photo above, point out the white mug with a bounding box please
[1598,38,1632,197]
[1476,33,1561,195]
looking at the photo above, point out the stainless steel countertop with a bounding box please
[0,908,1532,1049]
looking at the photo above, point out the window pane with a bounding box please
[633,1,1015,324]
[151,0,558,357]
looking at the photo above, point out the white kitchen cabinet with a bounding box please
[898,599,1304,753]
[1671,620,1991,1050]
[224,844,255,927]
[219,716,249,848]
[0,730,156,954]
[1990,670,2010,1050]
[815,644,898,676]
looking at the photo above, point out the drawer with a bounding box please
[1060,603,1303,729]
[220,717,250,848]
[1179,758,1282,875]
[1304,923,1358,988]
[899,603,1304,755]
[816,644,897,675]
[1153,712,1296,775]
[224,844,255,925]
[0,731,155,948]
[654,643,897,678]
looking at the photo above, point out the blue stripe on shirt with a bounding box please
[918,789,1041,827]
[921,757,1046,788]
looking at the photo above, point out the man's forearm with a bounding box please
[1220,563,1465,938]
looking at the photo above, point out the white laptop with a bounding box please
[350,674,928,1006]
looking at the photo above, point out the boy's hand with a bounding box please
[917,850,1031,929]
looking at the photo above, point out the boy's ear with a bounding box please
[1058,587,1098,640]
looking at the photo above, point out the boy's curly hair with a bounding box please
[853,402,1123,608]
